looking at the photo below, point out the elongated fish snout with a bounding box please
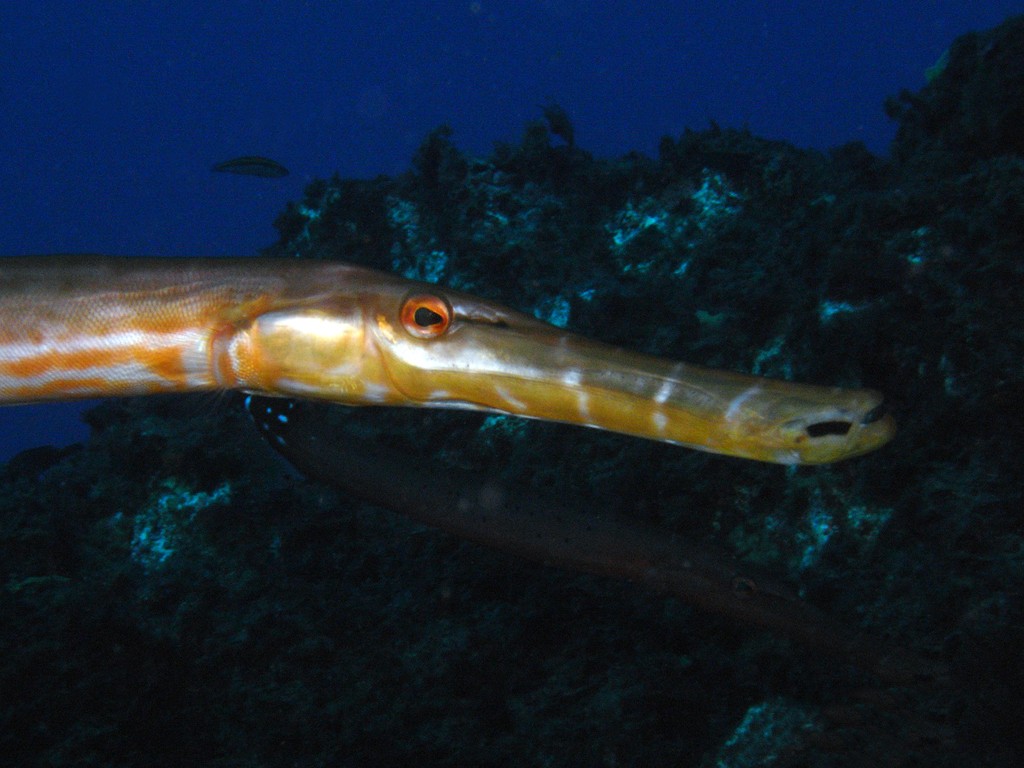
[369,288,896,465]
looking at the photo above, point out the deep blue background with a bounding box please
[1,2,1020,461]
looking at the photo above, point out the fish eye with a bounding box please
[400,293,453,338]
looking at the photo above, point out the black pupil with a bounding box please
[414,306,444,327]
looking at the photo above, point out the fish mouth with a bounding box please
[773,393,895,464]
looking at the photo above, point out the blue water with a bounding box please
[0,1,1020,461]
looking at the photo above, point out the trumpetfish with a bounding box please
[246,395,936,683]
[0,255,894,464]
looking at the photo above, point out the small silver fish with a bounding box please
[211,156,289,178]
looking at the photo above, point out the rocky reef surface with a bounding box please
[3,16,1024,767]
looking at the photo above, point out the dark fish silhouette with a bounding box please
[244,395,938,684]
[541,102,574,146]
[211,155,289,178]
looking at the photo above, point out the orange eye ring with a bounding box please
[400,293,453,338]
